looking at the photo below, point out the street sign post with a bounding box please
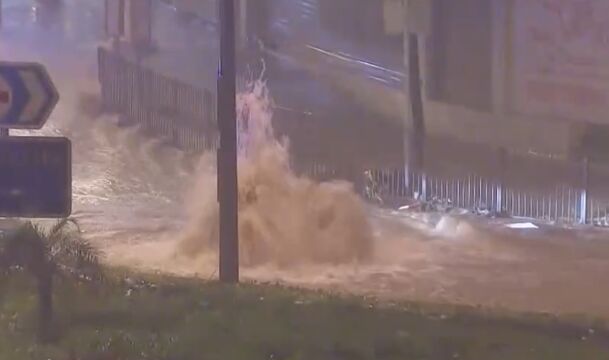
[0,137,71,218]
[0,62,59,129]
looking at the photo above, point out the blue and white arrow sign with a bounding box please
[0,62,59,129]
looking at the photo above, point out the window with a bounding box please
[428,0,493,111]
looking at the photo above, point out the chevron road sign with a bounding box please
[0,62,59,129]
[0,62,69,218]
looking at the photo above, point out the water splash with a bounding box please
[177,80,374,267]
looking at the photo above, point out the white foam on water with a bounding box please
[176,80,375,268]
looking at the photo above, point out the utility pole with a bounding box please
[218,0,239,283]
[403,0,429,199]
[408,32,425,175]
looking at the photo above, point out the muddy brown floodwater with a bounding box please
[100,208,609,320]
[98,81,609,322]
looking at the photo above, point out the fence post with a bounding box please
[98,48,106,111]
[496,147,507,215]
[172,80,179,115]
[420,172,428,202]
[579,157,590,224]
[348,164,364,197]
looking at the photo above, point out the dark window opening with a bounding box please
[428,0,493,112]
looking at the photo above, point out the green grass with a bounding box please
[1,270,608,360]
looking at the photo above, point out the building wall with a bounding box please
[510,0,609,125]
[406,0,589,158]
[172,0,216,21]
[165,0,604,158]
[426,0,492,111]
[255,0,587,158]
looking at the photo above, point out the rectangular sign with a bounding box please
[0,136,71,218]
[511,0,609,123]
[125,0,151,45]
[105,0,125,38]
[405,0,432,35]
[383,0,404,35]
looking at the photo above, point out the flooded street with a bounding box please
[1,0,188,242]
[3,0,609,323]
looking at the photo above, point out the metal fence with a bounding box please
[365,160,609,227]
[98,46,218,152]
[98,45,609,227]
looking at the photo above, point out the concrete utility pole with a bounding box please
[125,0,152,52]
[105,0,125,49]
[404,0,429,199]
[407,32,425,177]
[0,83,7,136]
[218,0,239,283]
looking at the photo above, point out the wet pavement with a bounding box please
[1,0,186,241]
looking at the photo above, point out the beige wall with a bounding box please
[510,0,609,125]
[169,0,590,158]
[125,0,152,46]
[408,0,580,158]
[290,40,576,159]
[174,0,217,20]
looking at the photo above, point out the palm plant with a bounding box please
[0,218,102,341]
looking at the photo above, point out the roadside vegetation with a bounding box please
[0,219,102,342]
[1,221,608,359]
